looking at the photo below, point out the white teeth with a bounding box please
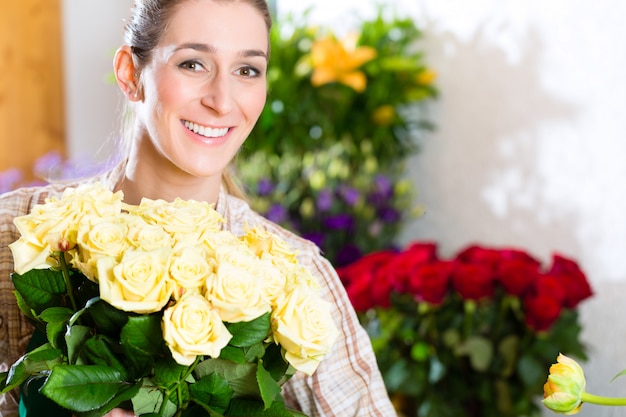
[183,120,228,138]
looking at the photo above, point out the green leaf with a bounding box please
[77,382,141,417]
[194,358,258,397]
[11,269,66,314]
[2,343,63,391]
[225,313,271,347]
[132,382,176,417]
[40,364,126,412]
[121,314,164,376]
[65,324,91,364]
[257,360,281,409]
[82,335,127,377]
[217,346,246,364]
[40,306,74,323]
[14,289,37,323]
[497,335,519,377]
[612,369,626,383]
[41,307,74,348]
[86,299,130,336]
[226,397,306,417]
[189,373,233,414]
[517,353,548,389]
[153,357,188,390]
[262,343,291,383]
[456,336,493,372]
[243,343,267,363]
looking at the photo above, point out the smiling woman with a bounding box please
[0,1,396,416]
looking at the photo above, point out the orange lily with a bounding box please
[310,33,377,93]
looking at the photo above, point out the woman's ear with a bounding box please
[114,46,141,101]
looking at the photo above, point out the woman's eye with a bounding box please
[236,66,261,77]
[179,60,204,72]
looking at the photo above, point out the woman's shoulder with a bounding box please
[0,183,65,217]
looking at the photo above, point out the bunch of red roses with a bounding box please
[337,241,593,417]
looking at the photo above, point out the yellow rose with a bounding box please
[61,183,123,217]
[162,293,232,366]
[130,197,224,242]
[125,216,174,251]
[272,286,339,375]
[241,226,298,263]
[255,256,286,308]
[198,230,242,259]
[97,248,173,314]
[281,261,321,295]
[8,237,56,275]
[9,184,123,275]
[11,201,81,274]
[205,246,271,323]
[72,214,131,281]
[169,244,213,300]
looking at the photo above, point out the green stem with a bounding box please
[57,251,78,311]
[159,356,202,416]
[582,392,626,407]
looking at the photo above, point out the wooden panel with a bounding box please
[0,0,65,181]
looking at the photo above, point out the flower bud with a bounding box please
[46,233,75,252]
[543,353,586,414]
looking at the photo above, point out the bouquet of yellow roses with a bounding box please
[0,183,338,417]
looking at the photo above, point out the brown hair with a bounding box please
[118,0,272,198]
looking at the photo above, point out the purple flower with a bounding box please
[378,206,401,223]
[316,188,334,211]
[338,185,360,206]
[323,214,354,231]
[33,151,62,177]
[0,169,23,193]
[265,203,287,224]
[257,178,274,196]
[368,175,394,206]
[303,232,325,248]
[335,244,363,267]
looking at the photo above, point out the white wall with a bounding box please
[62,2,626,415]
[61,0,130,164]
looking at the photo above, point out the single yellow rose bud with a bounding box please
[543,354,585,414]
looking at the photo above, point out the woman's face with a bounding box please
[135,0,268,179]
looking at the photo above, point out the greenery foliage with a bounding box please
[236,8,437,266]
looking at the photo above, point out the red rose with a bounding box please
[383,242,438,293]
[451,262,495,300]
[336,250,397,311]
[336,250,396,287]
[455,245,501,268]
[496,258,540,297]
[407,260,453,305]
[523,292,562,331]
[344,273,375,312]
[547,254,593,308]
[528,273,566,303]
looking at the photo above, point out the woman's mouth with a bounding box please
[182,120,229,138]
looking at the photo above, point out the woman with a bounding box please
[0,0,396,416]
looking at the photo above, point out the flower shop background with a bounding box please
[14,0,626,416]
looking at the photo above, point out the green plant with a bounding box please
[236,8,437,266]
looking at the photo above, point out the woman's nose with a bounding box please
[200,73,234,115]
